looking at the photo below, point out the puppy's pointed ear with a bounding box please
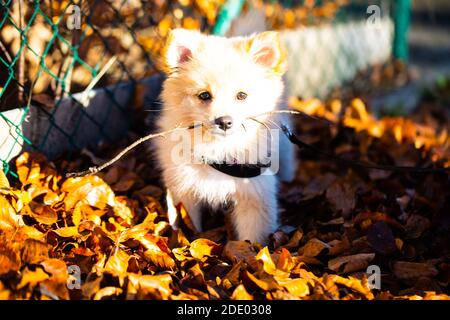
[248,31,286,74]
[164,28,202,71]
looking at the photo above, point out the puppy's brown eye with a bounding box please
[236,91,247,100]
[198,91,212,101]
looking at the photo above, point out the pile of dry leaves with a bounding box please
[0,96,449,300]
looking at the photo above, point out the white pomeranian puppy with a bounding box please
[156,29,296,244]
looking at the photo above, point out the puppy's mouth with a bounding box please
[208,128,236,137]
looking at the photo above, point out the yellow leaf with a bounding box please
[19,225,45,241]
[277,278,310,297]
[328,275,374,300]
[72,203,82,226]
[93,287,123,300]
[141,235,176,270]
[231,284,253,300]
[128,274,172,299]
[256,246,277,273]
[0,168,10,188]
[104,248,130,275]
[52,226,79,238]
[256,247,289,278]
[0,195,21,230]
[119,211,157,243]
[41,259,68,283]
[189,238,220,260]
[113,196,134,223]
[17,267,49,289]
[61,176,115,210]
[276,248,296,272]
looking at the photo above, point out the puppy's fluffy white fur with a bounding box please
[156,29,296,244]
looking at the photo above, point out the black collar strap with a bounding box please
[209,162,271,178]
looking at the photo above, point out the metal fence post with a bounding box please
[212,0,246,36]
[393,0,411,61]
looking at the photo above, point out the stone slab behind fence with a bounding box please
[282,17,393,98]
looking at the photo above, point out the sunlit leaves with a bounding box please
[1,111,449,302]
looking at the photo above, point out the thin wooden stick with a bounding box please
[0,41,12,64]
[78,56,117,106]
[64,109,322,178]
[65,123,202,178]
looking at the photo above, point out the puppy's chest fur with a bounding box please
[162,160,274,208]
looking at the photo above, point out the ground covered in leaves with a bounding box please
[0,94,449,300]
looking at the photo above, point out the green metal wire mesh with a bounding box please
[0,0,403,178]
[0,0,159,178]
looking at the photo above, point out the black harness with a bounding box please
[208,161,271,178]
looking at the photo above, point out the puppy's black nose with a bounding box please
[215,116,233,131]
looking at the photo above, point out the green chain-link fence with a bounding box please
[0,0,409,178]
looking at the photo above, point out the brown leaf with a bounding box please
[302,173,336,199]
[404,214,431,239]
[119,211,157,243]
[317,217,345,226]
[222,241,259,270]
[354,212,403,230]
[393,261,438,280]
[366,221,397,255]
[244,271,280,291]
[327,237,351,256]
[223,260,246,287]
[40,280,69,300]
[325,180,356,216]
[283,229,303,250]
[111,172,138,192]
[113,196,135,223]
[298,238,330,257]
[328,253,375,273]
[422,292,450,300]
[82,275,103,299]
[21,239,49,264]
[28,203,58,225]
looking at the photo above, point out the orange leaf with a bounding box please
[189,238,221,260]
[231,284,253,300]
